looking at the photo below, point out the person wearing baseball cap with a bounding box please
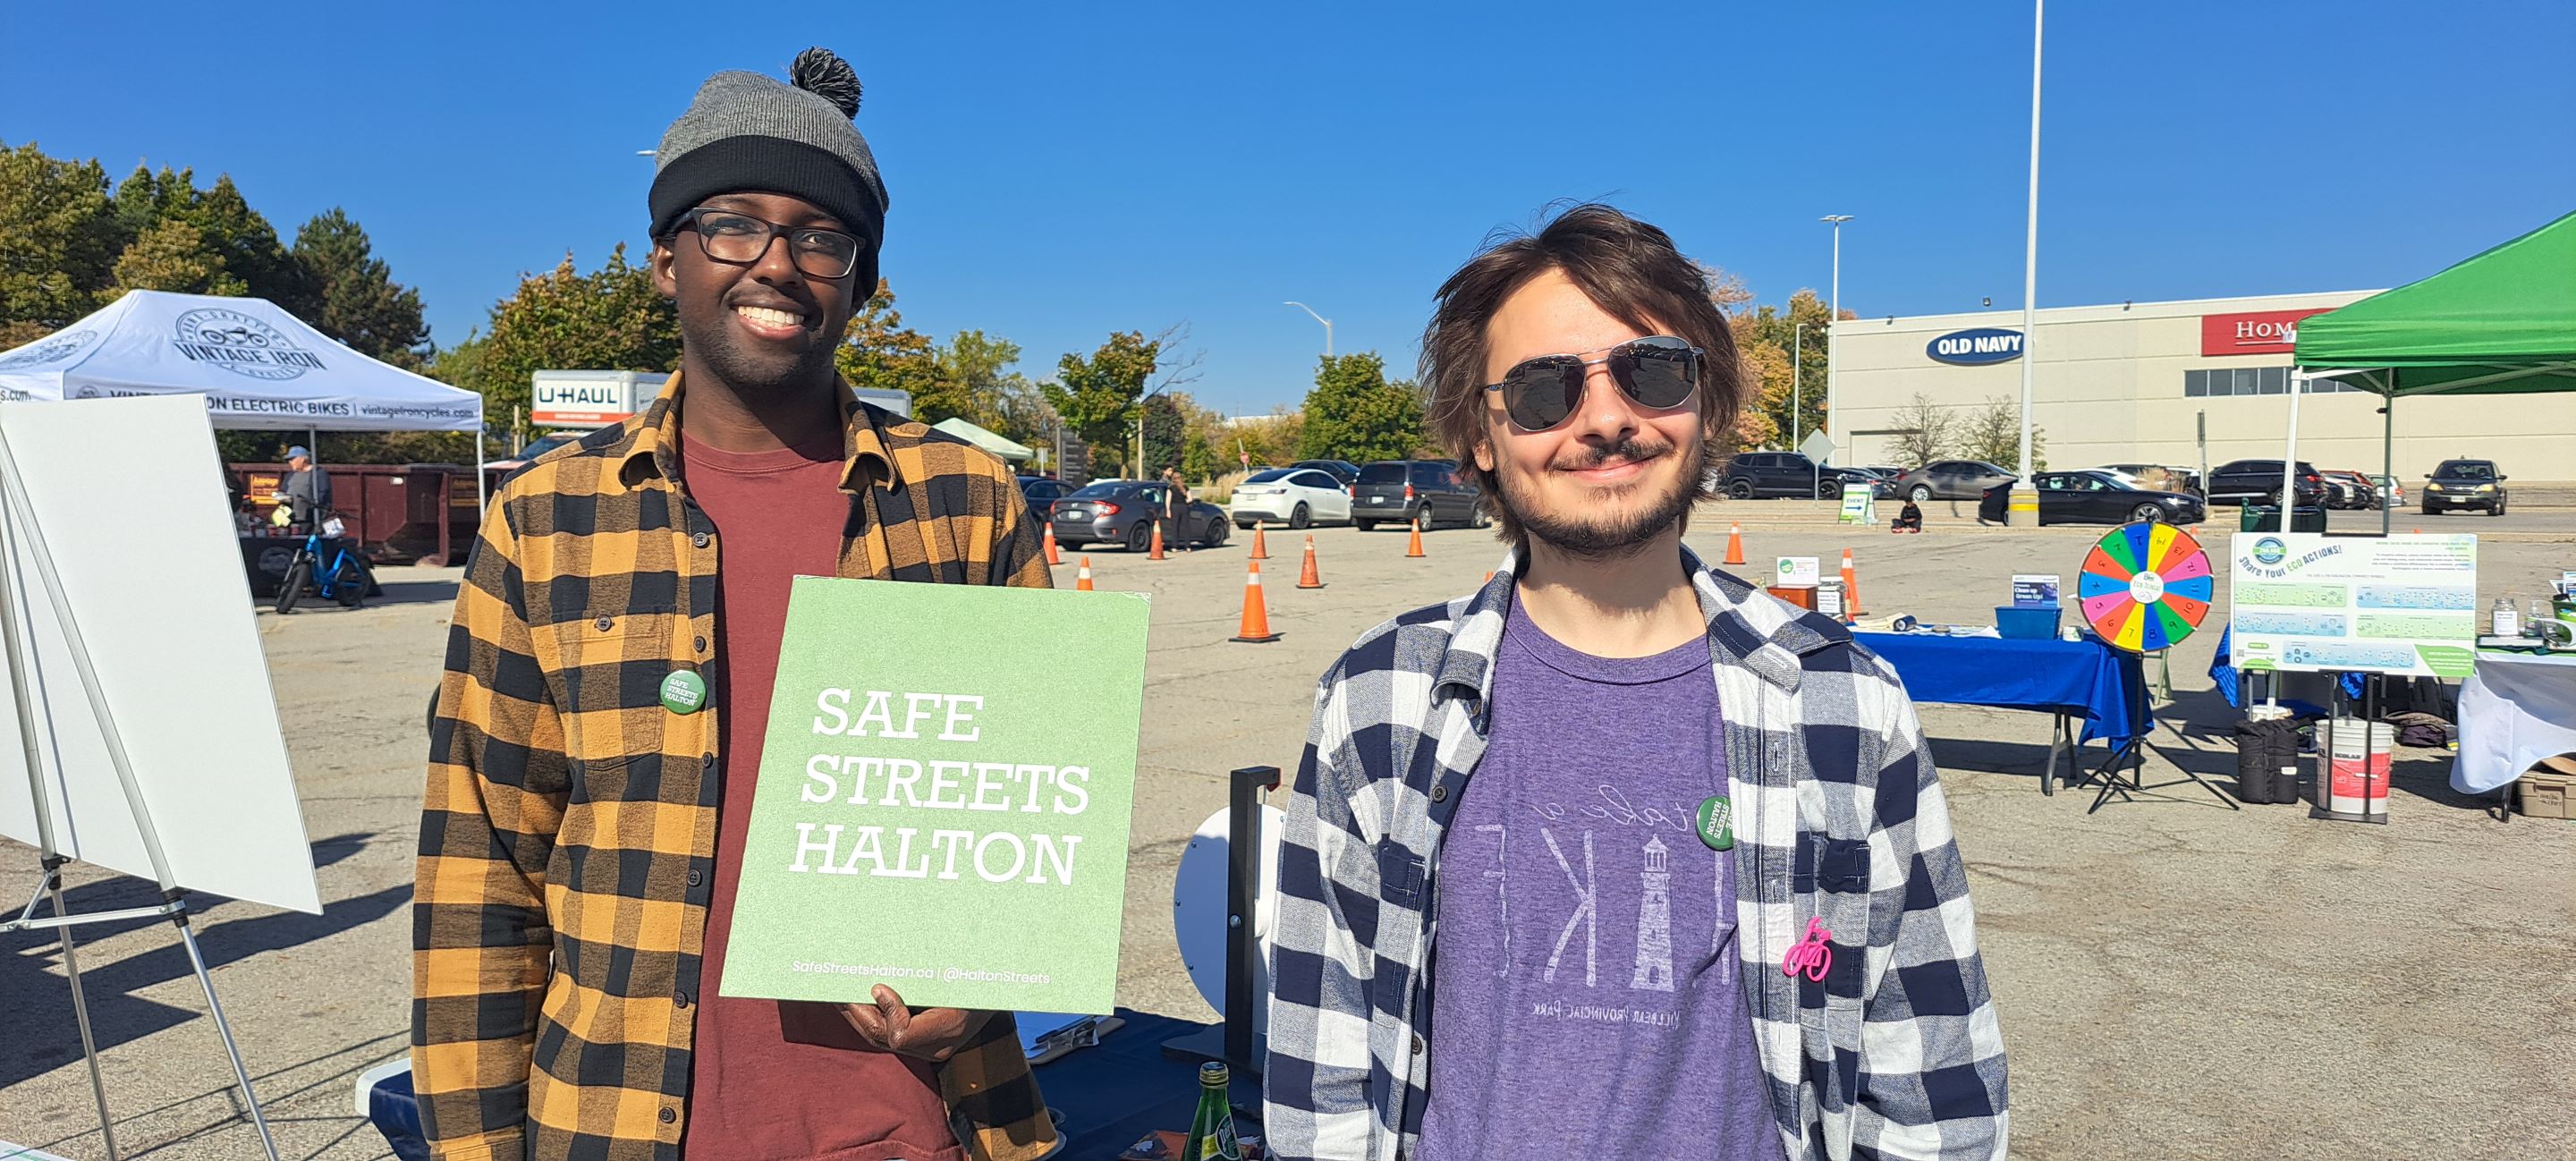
[413,49,1055,1161]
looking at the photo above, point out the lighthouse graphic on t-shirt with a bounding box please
[1631,835,1674,990]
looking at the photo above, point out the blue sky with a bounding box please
[7,0,2569,415]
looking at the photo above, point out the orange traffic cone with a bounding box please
[1230,561,1281,643]
[1043,521,1063,565]
[1297,535,1325,589]
[1839,547,1866,621]
[1405,521,1427,559]
[1074,555,1095,591]
[1250,521,1270,560]
[1723,521,1747,566]
[1149,521,1166,560]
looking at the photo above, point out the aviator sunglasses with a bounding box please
[1480,335,1703,432]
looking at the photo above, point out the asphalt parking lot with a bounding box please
[4,508,2573,1159]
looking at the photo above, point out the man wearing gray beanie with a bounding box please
[414,47,1056,1161]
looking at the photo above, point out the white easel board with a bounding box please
[0,395,319,913]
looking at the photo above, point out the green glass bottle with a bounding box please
[1181,1061,1241,1161]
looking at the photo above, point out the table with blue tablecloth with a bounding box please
[1856,631,2224,809]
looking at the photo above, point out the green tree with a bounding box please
[112,217,246,296]
[922,328,1026,430]
[475,245,681,436]
[110,165,300,308]
[1957,394,2046,471]
[1299,352,1424,464]
[1140,394,1186,475]
[835,280,939,411]
[1043,331,1162,478]
[1728,289,1836,450]
[291,208,429,367]
[0,141,123,345]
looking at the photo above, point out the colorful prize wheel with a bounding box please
[2077,522,2213,652]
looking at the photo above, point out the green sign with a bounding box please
[1837,482,1877,525]
[718,577,1150,1013]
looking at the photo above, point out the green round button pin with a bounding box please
[660,669,708,716]
[1697,793,1735,852]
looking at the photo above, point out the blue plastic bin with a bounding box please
[1996,605,2063,640]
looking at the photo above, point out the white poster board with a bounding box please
[0,395,319,913]
[1775,556,1821,588]
[2228,532,2479,680]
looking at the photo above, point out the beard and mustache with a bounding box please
[1489,432,1708,562]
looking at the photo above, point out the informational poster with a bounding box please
[1775,556,1821,588]
[2012,574,2063,607]
[1837,483,1877,525]
[2229,532,2478,678]
[720,577,1150,1013]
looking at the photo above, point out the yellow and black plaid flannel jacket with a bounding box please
[414,375,1055,1161]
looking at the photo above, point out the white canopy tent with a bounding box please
[0,290,488,507]
[929,416,1034,464]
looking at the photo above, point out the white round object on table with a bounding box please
[1171,804,1284,1034]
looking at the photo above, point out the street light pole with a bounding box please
[1284,301,1333,358]
[2013,0,2044,522]
[1791,322,1806,448]
[1820,216,1852,450]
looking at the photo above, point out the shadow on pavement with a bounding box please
[0,834,409,1088]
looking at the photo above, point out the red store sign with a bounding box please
[2200,308,2334,356]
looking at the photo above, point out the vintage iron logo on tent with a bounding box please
[0,327,100,371]
[171,308,327,381]
[1927,327,2025,366]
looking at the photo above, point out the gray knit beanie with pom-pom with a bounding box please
[649,47,887,286]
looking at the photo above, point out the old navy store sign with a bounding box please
[1928,328,2025,366]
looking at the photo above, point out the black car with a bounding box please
[1721,452,1884,500]
[1352,459,1485,531]
[1015,475,1071,528]
[1892,460,2016,503]
[1048,479,1232,551]
[2204,459,2327,507]
[2421,458,2508,515]
[1289,459,1360,489]
[1975,470,2207,526]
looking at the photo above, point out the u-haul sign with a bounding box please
[531,371,667,428]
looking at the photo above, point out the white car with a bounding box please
[1228,467,1351,530]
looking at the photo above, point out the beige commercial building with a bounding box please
[1828,291,2575,483]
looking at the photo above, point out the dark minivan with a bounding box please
[1352,460,1486,531]
[2204,459,2327,507]
[2421,458,2507,515]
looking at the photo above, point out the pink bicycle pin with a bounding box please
[1782,917,1832,982]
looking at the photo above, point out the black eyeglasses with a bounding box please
[674,208,867,280]
[1479,335,1702,432]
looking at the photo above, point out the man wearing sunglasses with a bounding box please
[1266,206,2007,1161]
[414,49,1056,1161]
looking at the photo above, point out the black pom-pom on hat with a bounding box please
[790,47,862,118]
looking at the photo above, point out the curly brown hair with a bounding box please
[1420,205,1743,547]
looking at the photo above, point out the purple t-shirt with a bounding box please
[1416,599,1783,1161]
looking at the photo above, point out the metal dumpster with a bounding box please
[236,462,488,567]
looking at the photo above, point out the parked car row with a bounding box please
[1720,452,1897,500]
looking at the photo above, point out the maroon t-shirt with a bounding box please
[677,431,965,1161]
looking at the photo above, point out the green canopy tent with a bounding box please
[2288,208,2576,532]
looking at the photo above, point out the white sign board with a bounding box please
[1775,556,1822,588]
[2228,532,2478,679]
[0,396,320,913]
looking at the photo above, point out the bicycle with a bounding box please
[273,515,375,614]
